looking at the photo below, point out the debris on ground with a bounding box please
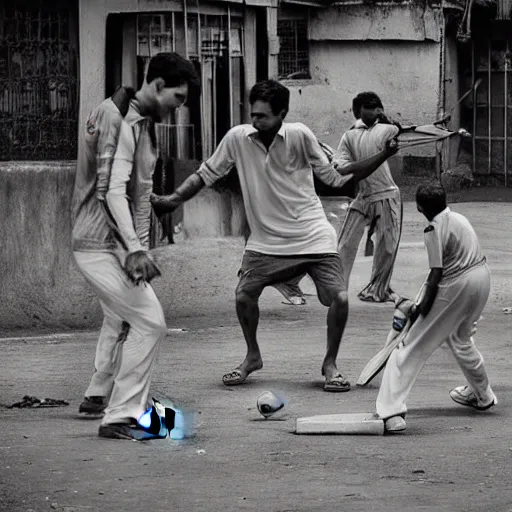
[6,395,69,408]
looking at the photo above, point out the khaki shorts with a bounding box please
[236,251,346,306]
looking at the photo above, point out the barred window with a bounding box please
[0,1,79,161]
[277,11,310,80]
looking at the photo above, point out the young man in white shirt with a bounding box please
[376,183,497,433]
[72,53,200,439]
[151,80,398,392]
[334,92,402,303]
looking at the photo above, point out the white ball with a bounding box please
[257,391,285,418]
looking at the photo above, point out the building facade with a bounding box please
[0,0,510,328]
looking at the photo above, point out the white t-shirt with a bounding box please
[197,123,352,255]
[424,207,485,280]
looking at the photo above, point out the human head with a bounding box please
[140,52,200,121]
[249,80,290,133]
[416,182,447,221]
[352,92,384,126]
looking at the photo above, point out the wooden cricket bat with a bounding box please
[356,280,427,387]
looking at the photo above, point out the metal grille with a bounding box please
[472,38,512,184]
[277,19,310,80]
[0,1,78,161]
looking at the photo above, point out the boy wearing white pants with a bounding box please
[376,183,497,433]
[71,53,199,439]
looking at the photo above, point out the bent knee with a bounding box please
[319,289,348,307]
[235,284,261,304]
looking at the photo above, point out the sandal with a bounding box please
[222,369,246,386]
[323,373,351,392]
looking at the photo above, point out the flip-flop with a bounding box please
[281,296,307,306]
[222,369,248,386]
[323,374,351,392]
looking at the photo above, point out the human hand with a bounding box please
[408,304,420,324]
[124,250,161,285]
[384,138,399,157]
[150,193,181,216]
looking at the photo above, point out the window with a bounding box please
[277,9,310,80]
[0,1,78,161]
[136,11,245,160]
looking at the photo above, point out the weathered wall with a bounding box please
[284,3,443,170]
[0,162,247,330]
[0,163,97,329]
[285,40,441,152]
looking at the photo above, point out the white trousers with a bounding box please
[376,262,495,419]
[74,251,167,425]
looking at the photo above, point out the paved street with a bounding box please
[1,202,512,512]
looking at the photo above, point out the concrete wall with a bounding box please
[0,163,98,329]
[284,3,444,170]
[285,40,442,154]
[0,161,247,331]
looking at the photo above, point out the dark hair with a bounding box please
[249,80,290,116]
[416,182,447,218]
[146,52,200,99]
[352,91,384,119]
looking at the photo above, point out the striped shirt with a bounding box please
[197,123,353,255]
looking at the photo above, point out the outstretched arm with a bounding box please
[151,173,206,215]
[333,134,398,183]
[151,130,236,215]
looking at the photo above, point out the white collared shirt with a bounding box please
[336,119,399,209]
[424,207,485,280]
[197,122,352,255]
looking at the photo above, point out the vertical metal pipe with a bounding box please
[183,0,189,59]
[505,39,508,187]
[171,12,176,52]
[488,40,491,175]
[212,27,217,146]
[228,6,233,127]
[196,2,204,159]
[472,39,476,175]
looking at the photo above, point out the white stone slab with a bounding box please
[295,412,384,435]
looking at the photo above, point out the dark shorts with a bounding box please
[237,251,346,306]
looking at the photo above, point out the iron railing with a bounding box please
[0,1,78,161]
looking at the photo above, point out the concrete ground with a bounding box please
[1,201,512,512]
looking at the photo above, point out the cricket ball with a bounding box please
[257,391,286,418]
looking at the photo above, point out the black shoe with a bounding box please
[78,396,107,418]
[98,422,166,441]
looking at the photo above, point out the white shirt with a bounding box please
[424,207,485,280]
[197,123,353,255]
[107,102,156,253]
[336,119,399,211]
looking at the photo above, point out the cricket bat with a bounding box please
[356,280,427,387]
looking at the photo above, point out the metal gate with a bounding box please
[472,38,512,184]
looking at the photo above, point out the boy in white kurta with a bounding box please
[376,183,497,433]
[334,92,401,303]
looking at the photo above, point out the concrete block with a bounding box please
[295,412,384,435]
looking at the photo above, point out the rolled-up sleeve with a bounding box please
[197,130,236,186]
[301,125,353,188]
